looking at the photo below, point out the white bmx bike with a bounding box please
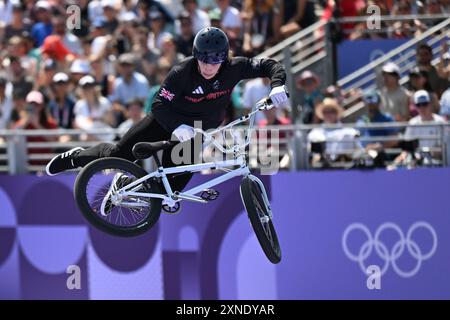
[74,98,282,264]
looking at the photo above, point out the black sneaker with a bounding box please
[45,147,84,176]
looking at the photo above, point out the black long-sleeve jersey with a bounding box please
[151,56,286,132]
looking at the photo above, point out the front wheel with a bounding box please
[240,177,281,264]
[74,157,162,237]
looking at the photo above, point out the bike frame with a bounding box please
[112,98,274,207]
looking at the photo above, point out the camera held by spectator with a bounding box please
[351,148,387,169]
[389,138,435,169]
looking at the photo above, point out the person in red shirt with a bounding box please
[321,0,366,38]
[41,35,76,62]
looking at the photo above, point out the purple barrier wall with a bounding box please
[1,168,450,299]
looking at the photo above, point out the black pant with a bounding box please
[74,114,198,192]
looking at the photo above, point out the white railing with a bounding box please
[1,122,450,173]
[255,19,328,88]
[255,19,327,71]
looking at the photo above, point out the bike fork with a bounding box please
[246,174,273,220]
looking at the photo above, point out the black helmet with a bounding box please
[192,27,229,64]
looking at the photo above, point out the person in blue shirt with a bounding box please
[357,91,399,149]
[31,1,53,47]
[109,53,151,106]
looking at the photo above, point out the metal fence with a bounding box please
[1,121,450,174]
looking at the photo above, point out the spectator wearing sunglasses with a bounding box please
[404,90,446,149]
[357,90,398,149]
[393,90,446,164]
[307,98,361,163]
[406,67,440,116]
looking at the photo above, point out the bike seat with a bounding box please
[132,141,173,160]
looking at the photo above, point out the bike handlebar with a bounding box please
[167,94,290,155]
[196,94,290,153]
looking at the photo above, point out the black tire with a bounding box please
[74,157,162,237]
[240,177,281,264]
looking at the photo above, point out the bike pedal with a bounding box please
[200,189,219,201]
[162,202,181,214]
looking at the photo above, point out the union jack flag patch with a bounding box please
[159,87,175,101]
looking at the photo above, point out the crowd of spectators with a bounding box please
[0,0,321,138]
[301,43,450,168]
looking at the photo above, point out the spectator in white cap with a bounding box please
[49,72,76,130]
[439,86,450,120]
[393,89,446,163]
[406,90,446,148]
[74,75,114,141]
[379,62,411,121]
[70,59,91,85]
[31,0,53,46]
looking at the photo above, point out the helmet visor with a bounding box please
[195,50,227,64]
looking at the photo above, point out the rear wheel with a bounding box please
[74,157,162,237]
[240,177,281,264]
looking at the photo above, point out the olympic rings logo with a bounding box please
[342,222,438,278]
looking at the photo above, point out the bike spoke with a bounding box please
[85,167,152,228]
